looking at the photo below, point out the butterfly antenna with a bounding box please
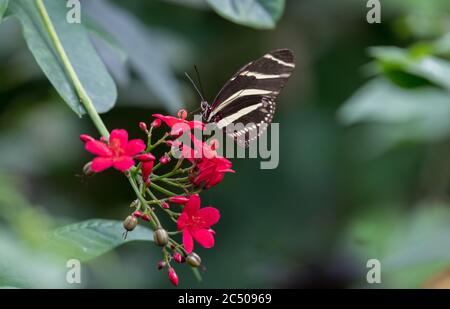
[185,72,205,102]
[194,65,206,99]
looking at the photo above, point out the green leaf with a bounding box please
[85,0,183,113]
[47,219,154,262]
[341,203,450,288]
[7,0,117,116]
[0,0,8,22]
[370,46,450,91]
[0,231,67,288]
[206,0,285,30]
[338,78,450,154]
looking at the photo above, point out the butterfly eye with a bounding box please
[201,101,209,110]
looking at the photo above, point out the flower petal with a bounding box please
[189,120,205,130]
[141,160,154,183]
[109,129,128,147]
[125,139,146,156]
[85,140,112,156]
[177,213,189,230]
[192,229,215,249]
[152,114,183,128]
[113,156,135,172]
[198,207,220,227]
[184,194,201,215]
[182,230,194,254]
[91,157,113,172]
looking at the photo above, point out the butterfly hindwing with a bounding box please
[206,49,295,147]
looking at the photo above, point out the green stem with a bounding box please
[128,175,160,228]
[151,183,178,197]
[155,178,189,189]
[145,188,178,222]
[35,0,109,138]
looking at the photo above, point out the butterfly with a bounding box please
[200,49,295,147]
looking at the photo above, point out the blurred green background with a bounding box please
[2,0,450,288]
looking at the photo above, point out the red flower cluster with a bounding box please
[80,110,233,287]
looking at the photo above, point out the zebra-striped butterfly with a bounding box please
[201,49,295,147]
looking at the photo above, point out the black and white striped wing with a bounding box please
[206,49,295,147]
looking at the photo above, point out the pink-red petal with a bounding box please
[125,139,146,156]
[182,230,194,254]
[198,207,220,227]
[192,229,215,249]
[113,156,135,172]
[141,160,154,183]
[109,129,128,147]
[91,157,114,172]
[152,114,183,128]
[184,194,201,215]
[85,140,112,157]
[177,212,189,230]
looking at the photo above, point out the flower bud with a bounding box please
[135,153,155,162]
[186,252,201,268]
[161,202,170,209]
[173,252,184,263]
[123,215,138,231]
[168,195,189,204]
[80,134,94,143]
[153,228,169,246]
[177,109,187,120]
[141,214,151,222]
[168,267,179,286]
[160,155,171,165]
[139,122,148,132]
[157,261,167,270]
[83,161,94,176]
[132,210,143,218]
[151,119,161,128]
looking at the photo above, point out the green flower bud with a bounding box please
[123,215,138,231]
[153,228,169,246]
[186,252,201,268]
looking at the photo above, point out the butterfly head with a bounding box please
[200,100,211,120]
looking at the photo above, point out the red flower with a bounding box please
[182,134,235,189]
[177,194,220,254]
[190,155,234,189]
[152,113,204,136]
[82,129,145,172]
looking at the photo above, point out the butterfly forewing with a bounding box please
[206,49,295,147]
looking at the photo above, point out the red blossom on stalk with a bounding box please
[81,129,145,172]
[177,194,220,254]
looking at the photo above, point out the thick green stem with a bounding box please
[35,0,109,138]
